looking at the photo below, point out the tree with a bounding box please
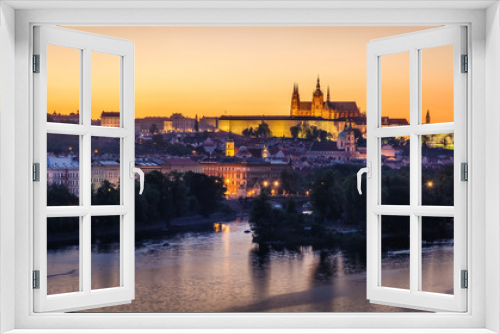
[305,125,320,140]
[249,192,275,239]
[149,123,159,135]
[280,169,302,195]
[152,134,165,146]
[91,180,120,206]
[242,127,254,137]
[47,183,79,206]
[352,128,363,140]
[319,130,328,142]
[256,122,272,138]
[309,169,344,222]
[184,172,226,217]
[290,125,300,139]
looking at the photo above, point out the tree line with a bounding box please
[250,162,454,246]
[47,171,227,240]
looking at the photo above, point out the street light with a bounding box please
[427,181,434,188]
[263,181,269,187]
[274,181,279,187]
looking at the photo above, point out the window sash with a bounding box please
[32,26,136,313]
[365,26,467,312]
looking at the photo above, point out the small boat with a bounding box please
[244,230,251,234]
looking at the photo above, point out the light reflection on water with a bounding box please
[46,218,453,312]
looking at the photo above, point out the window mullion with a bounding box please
[82,47,92,295]
[409,47,420,294]
[82,214,91,293]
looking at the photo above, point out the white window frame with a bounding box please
[33,25,136,313]
[365,26,468,312]
[1,1,499,333]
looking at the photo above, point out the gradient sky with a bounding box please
[47,26,453,123]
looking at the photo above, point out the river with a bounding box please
[46,217,454,313]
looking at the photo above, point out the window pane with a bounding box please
[47,217,80,295]
[421,217,454,295]
[381,215,410,290]
[381,136,410,205]
[91,216,120,290]
[91,137,121,205]
[380,52,410,127]
[47,45,80,124]
[421,45,454,124]
[91,52,121,127]
[47,134,80,206]
[421,133,454,206]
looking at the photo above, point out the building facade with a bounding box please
[100,111,120,127]
[201,157,290,197]
[47,156,80,195]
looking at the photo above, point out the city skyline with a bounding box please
[47,26,453,124]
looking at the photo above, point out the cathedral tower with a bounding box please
[290,84,300,116]
[311,77,324,118]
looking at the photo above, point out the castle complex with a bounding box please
[290,77,361,120]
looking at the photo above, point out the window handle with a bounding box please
[357,162,371,195]
[130,162,145,195]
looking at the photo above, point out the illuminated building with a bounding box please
[201,157,290,197]
[217,115,345,139]
[290,77,361,119]
[100,111,120,127]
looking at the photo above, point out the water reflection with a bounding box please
[45,218,454,312]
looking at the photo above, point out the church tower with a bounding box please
[311,77,324,118]
[290,84,300,116]
[226,138,234,157]
[425,109,431,124]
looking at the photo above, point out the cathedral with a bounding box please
[290,77,361,120]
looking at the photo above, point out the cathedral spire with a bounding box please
[316,76,321,90]
[327,86,330,101]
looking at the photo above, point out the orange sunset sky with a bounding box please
[47,26,454,124]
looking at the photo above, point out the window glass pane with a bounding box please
[47,217,80,295]
[91,216,121,290]
[381,215,410,290]
[421,45,454,124]
[91,137,121,205]
[381,136,410,205]
[421,133,454,206]
[91,52,121,127]
[421,217,454,295]
[47,134,80,206]
[47,45,80,124]
[380,52,410,127]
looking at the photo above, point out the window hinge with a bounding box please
[33,163,40,182]
[461,54,468,73]
[461,162,468,181]
[461,270,468,289]
[33,54,40,73]
[33,270,40,289]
